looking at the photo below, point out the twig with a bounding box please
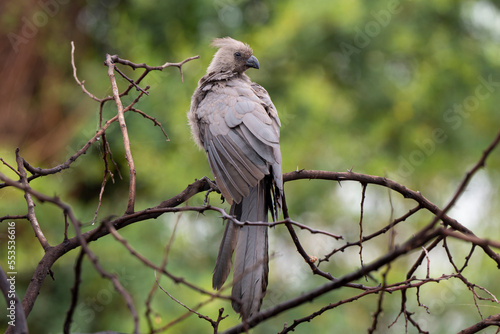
[15,149,50,251]
[109,54,200,83]
[145,216,181,332]
[154,271,228,333]
[0,157,21,176]
[155,298,220,333]
[155,203,343,240]
[9,114,119,186]
[130,107,169,141]
[359,183,367,271]
[443,237,460,273]
[281,194,337,280]
[441,129,500,224]
[105,54,137,214]
[0,214,28,222]
[114,66,150,95]
[92,158,111,225]
[63,214,69,241]
[368,263,390,334]
[442,229,500,250]
[458,313,500,334]
[416,285,430,314]
[320,204,422,264]
[386,183,396,251]
[460,244,477,273]
[71,41,102,102]
[406,236,443,280]
[279,285,383,334]
[63,250,85,334]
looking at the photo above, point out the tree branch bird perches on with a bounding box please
[189,37,283,318]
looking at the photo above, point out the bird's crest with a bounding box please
[211,37,252,52]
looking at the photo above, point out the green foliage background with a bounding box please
[1,0,500,333]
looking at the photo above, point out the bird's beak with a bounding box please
[245,55,260,69]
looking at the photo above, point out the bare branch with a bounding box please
[130,107,170,141]
[284,169,500,267]
[109,54,200,83]
[0,157,21,176]
[0,214,28,222]
[367,263,389,334]
[154,271,228,333]
[9,114,119,185]
[105,53,137,214]
[71,41,102,102]
[63,250,85,334]
[458,313,500,334]
[223,228,443,333]
[281,194,336,280]
[320,204,422,264]
[15,149,50,251]
[358,183,367,270]
[442,229,500,250]
[114,65,150,95]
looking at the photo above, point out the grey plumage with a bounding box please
[189,37,283,318]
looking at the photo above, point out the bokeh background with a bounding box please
[1,0,500,333]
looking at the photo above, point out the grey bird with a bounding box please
[188,37,283,318]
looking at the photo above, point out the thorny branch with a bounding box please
[2,44,500,334]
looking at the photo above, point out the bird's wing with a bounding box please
[251,83,283,193]
[196,78,281,204]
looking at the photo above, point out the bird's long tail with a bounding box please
[212,179,269,319]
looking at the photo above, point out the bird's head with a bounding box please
[207,37,259,75]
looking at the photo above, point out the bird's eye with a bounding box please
[234,52,241,58]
